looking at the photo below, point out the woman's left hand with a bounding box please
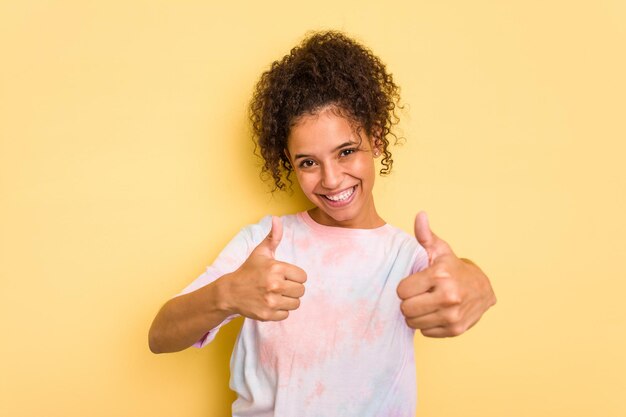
[397,212,497,337]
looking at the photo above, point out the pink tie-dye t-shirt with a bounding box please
[179,211,428,417]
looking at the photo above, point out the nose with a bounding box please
[320,161,343,189]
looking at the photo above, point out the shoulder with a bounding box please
[237,215,272,246]
[381,223,417,247]
[383,223,429,272]
[239,213,303,244]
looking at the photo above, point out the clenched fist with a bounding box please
[223,216,307,321]
[397,212,496,337]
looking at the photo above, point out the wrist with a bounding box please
[460,258,497,307]
[212,272,238,316]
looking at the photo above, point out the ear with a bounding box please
[283,148,294,168]
[369,128,383,158]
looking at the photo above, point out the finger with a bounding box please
[420,322,472,338]
[404,311,444,330]
[282,263,307,284]
[277,295,301,311]
[420,326,450,338]
[397,270,435,300]
[400,291,440,319]
[406,307,469,336]
[264,310,289,321]
[281,280,306,298]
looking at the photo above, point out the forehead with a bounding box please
[287,108,360,151]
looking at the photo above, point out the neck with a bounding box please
[307,207,385,229]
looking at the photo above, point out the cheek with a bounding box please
[294,171,317,194]
[352,157,376,179]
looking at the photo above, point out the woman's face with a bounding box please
[286,107,384,229]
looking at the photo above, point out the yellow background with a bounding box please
[1,1,625,416]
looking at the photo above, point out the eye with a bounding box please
[340,148,357,157]
[298,159,316,168]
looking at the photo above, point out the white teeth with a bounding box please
[325,187,354,201]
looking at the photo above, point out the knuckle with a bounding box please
[400,300,411,317]
[442,309,462,325]
[267,280,281,292]
[264,295,277,309]
[433,266,451,280]
[269,262,283,275]
[448,323,467,337]
[442,290,462,306]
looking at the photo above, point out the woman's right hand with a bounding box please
[221,216,307,321]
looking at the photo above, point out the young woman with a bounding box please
[149,31,496,416]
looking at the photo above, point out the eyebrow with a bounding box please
[293,141,357,160]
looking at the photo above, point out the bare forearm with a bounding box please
[148,223,309,352]
[148,275,234,353]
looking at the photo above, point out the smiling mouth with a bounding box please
[321,185,357,202]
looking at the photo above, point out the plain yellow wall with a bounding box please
[1,1,625,416]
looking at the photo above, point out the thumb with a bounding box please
[414,211,436,250]
[414,211,453,263]
[260,215,283,257]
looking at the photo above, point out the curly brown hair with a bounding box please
[249,31,402,191]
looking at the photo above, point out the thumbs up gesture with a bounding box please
[397,212,496,337]
[222,216,307,321]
